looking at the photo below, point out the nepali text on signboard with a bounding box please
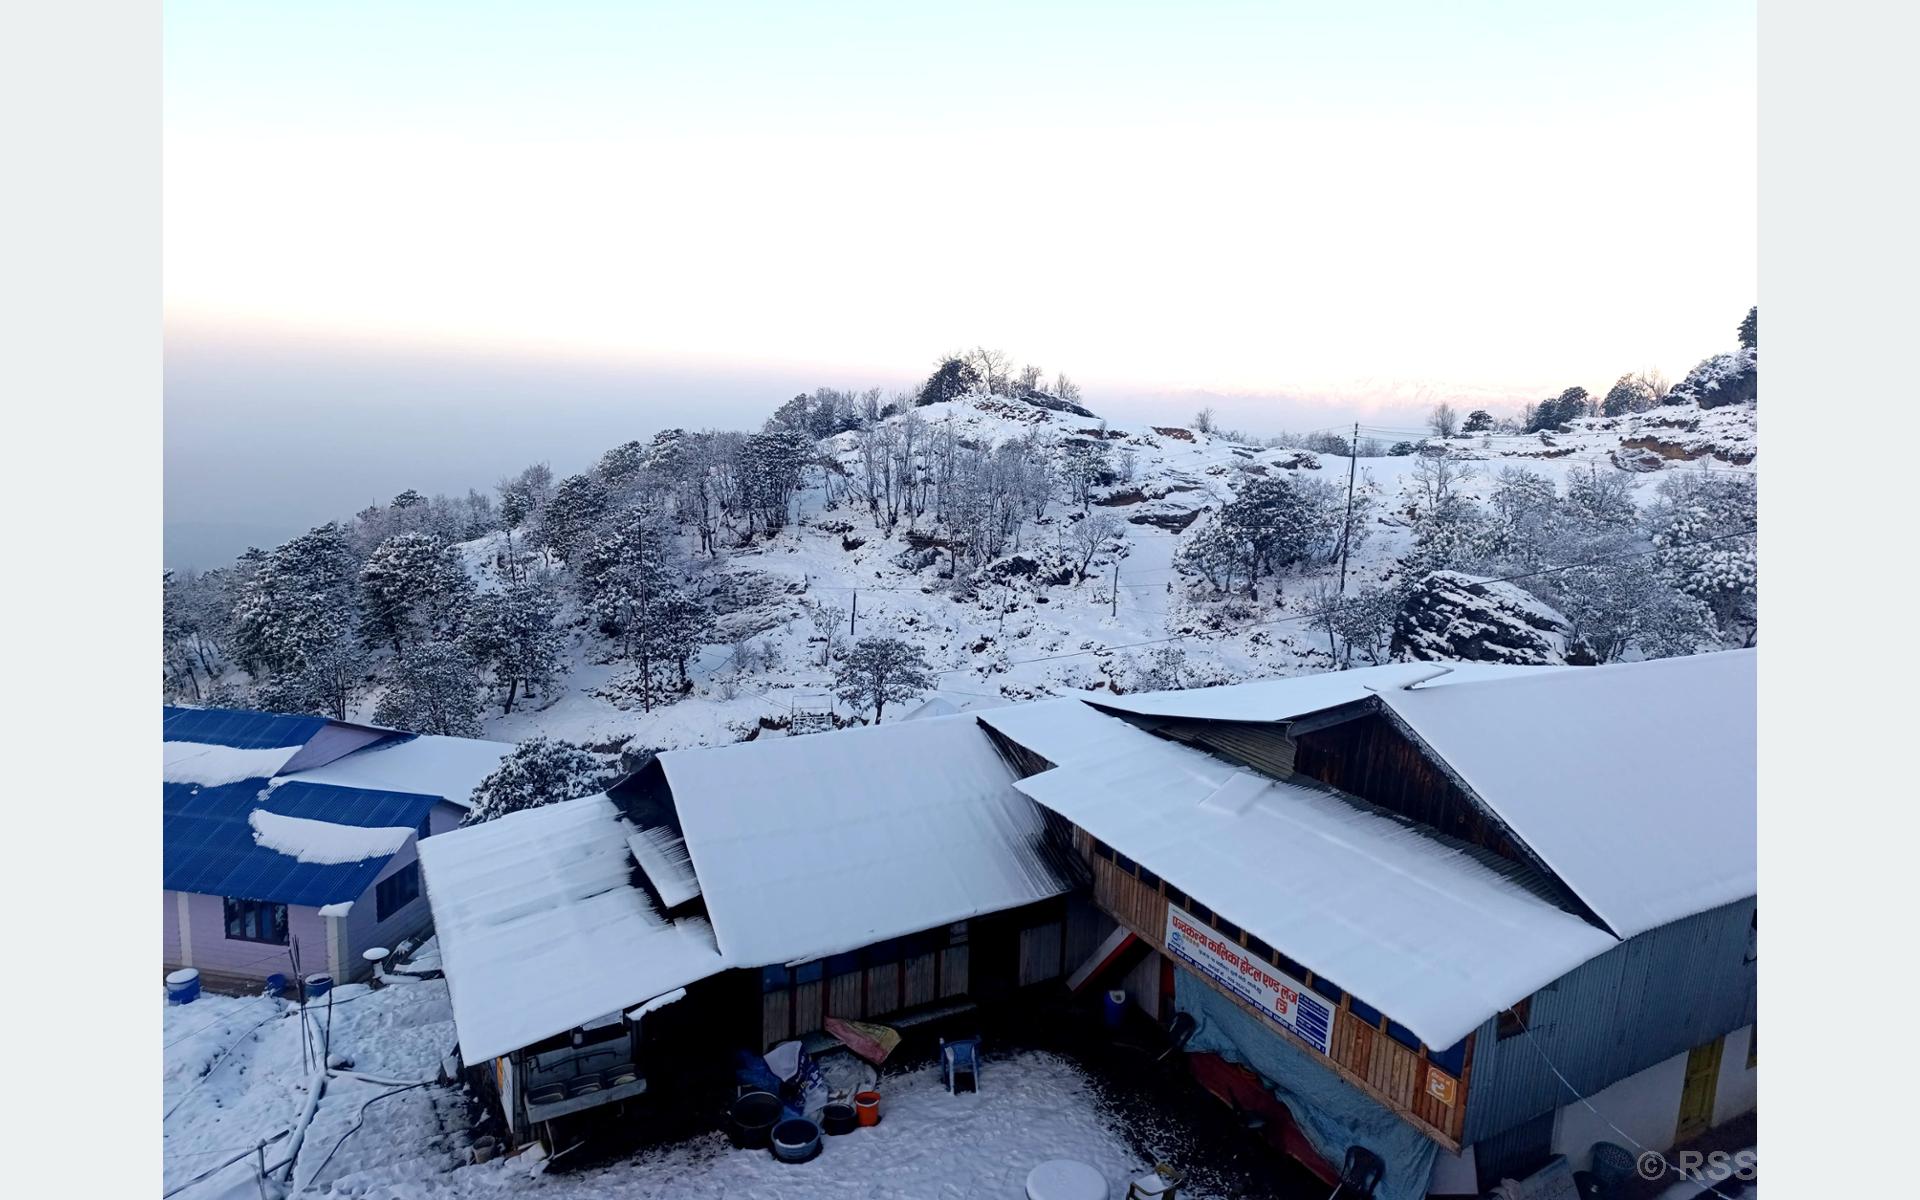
[1164,903,1334,1056]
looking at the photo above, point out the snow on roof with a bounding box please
[1007,716,1618,1049]
[163,741,306,787]
[974,697,1145,768]
[280,733,518,809]
[417,794,727,1063]
[627,826,702,908]
[1380,649,1756,941]
[1076,662,1563,724]
[248,809,415,865]
[659,712,1074,969]
[164,779,439,907]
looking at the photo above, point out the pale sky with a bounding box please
[164,0,1756,566]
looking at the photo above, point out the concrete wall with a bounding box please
[162,800,463,988]
[166,889,329,989]
[1549,1046,1689,1174]
[1712,1024,1757,1127]
[338,801,461,978]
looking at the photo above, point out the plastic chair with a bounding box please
[1126,1163,1185,1199]
[939,1036,981,1094]
[1329,1145,1386,1199]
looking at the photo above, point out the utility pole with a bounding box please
[1110,559,1120,619]
[1338,421,1359,594]
[850,590,858,637]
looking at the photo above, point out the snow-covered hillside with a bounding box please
[164,371,1757,771]
[457,395,1757,757]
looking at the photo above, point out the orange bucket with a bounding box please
[853,1089,882,1127]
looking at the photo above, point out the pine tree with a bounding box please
[374,640,483,735]
[231,523,360,677]
[1738,306,1757,351]
[463,737,616,825]
[461,580,565,715]
[833,636,935,723]
[358,532,473,653]
[540,473,613,562]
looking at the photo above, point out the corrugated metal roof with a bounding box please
[162,706,331,750]
[418,794,726,1063]
[660,711,1076,969]
[163,777,438,907]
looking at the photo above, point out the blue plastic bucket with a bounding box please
[1104,988,1127,1029]
[265,972,288,996]
[304,973,333,999]
[166,968,201,1005]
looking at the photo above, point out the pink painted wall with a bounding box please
[162,800,466,987]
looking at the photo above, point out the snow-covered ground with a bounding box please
[444,394,1756,758]
[163,979,1201,1200]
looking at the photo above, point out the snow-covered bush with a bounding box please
[463,737,618,825]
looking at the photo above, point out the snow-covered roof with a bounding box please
[989,703,1617,1049]
[417,794,727,1063]
[659,712,1075,969]
[1075,662,1558,725]
[1378,649,1756,941]
[280,733,517,810]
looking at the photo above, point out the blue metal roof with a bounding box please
[163,706,331,750]
[163,776,440,908]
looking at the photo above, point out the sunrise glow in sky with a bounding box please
[166,0,1756,401]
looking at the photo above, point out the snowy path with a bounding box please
[164,980,1207,1200]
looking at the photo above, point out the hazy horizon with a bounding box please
[164,0,1755,568]
[165,323,1578,569]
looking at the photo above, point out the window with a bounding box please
[375,862,421,921]
[1386,1020,1422,1052]
[1497,996,1533,1040]
[224,898,288,945]
[1349,996,1383,1028]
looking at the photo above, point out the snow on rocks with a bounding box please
[1391,571,1585,666]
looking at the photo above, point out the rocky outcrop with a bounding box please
[1391,571,1592,665]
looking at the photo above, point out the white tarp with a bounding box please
[418,794,727,1063]
[282,734,517,809]
[660,712,1071,969]
[1381,649,1756,941]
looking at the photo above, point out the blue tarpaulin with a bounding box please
[1173,966,1439,1200]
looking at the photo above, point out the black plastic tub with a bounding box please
[770,1117,823,1163]
[727,1091,784,1150]
[820,1102,858,1136]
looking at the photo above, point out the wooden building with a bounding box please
[978,652,1756,1197]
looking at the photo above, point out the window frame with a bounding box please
[223,897,289,945]
[374,861,421,922]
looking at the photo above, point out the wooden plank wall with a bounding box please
[1092,835,1468,1145]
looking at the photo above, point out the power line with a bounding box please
[928,527,1756,680]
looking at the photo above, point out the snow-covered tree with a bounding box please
[1059,438,1113,513]
[1429,403,1460,438]
[540,473,613,562]
[576,514,707,709]
[358,532,473,654]
[374,640,483,735]
[806,601,846,667]
[740,427,811,535]
[1649,471,1757,641]
[1065,513,1123,583]
[1667,348,1757,410]
[834,636,935,723]
[163,569,233,701]
[231,523,360,677]
[463,737,617,825]
[253,633,369,720]
[461,580,565,715]
[1461,409,1493,434]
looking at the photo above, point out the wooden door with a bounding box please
[1675,1036,1725,1143]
